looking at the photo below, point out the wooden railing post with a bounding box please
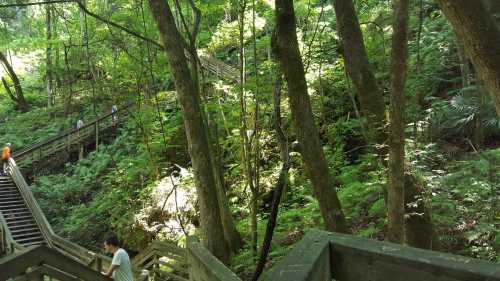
[187,237,241,281]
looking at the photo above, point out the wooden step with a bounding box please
[0,194,22,200]
[15,236,45,245]
[11,231,44,240]
[0,202,27,208]
[22,240,45,247]
[5,218,37,226]
[3,212,32,220]
[8,222,38,229]
[0,199,24,205]
[0,190,19,196]
[0,207,30,214]
[10,226,41,235]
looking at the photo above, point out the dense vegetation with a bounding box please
[0,0,498,278]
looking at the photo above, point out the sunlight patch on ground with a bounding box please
[0,52,40,77]
[134,166,196,240]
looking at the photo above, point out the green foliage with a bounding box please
[1,0,499,275]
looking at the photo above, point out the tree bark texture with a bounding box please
[0,52,30,112]
[387,0,410,244]
[274,0,349,233]
[438,0,500,116]
[147,0,230,263]
[46,4,54,108]
[331,0,386,144]
[404,173,440,250]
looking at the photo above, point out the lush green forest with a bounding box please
[0,0,499,278]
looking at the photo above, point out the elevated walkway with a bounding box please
[12,104,132,170]
[0,159,187,281]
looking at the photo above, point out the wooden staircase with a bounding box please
[0,175,45,247]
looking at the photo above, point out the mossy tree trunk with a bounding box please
[148,0,230,263]
[330,0,386,146]
[0,51,30,112]
[438,0,500,116]
[387,0,410,244]
[274,0,349,233]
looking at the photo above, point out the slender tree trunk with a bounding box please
[387,0,410,244]
[251,0,261,260]
[237,0,258,257]
[274,0,349,233]
[252,75,290,281]
[331,0,386,145]
[438,0,500,116]
[46,4,54,108]
[206,85,243,254]
[148,0,230,263]
[0,52,30,112]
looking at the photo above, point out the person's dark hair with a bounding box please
[105,235,120,247]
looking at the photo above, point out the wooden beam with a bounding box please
[0,246,112,281]
[187,237,241,281]
[262,230,331,281]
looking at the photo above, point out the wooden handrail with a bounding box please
[132,240,188,280]
[0,245,112,281]
[13,103,134,160]
[186,237,242,281]
[6,158,54,247]
[263,229,500,281]
[0,211,18,256]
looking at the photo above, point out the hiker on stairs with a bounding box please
[102,235,134,281]
[2,143,11,175]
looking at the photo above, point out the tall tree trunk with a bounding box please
[46,4,54,108]
[438,0,500,116]
[274,0,349,233]
[237,0,259,257]
[331,0,437,247]
[251,0,261,260]
[387,0,410,244]
[456,40,484,149]
[0,52,30,112]
[148,0,230,263]
[331,0,386,145]
[251,74,290,281]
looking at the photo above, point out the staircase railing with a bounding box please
[132,240,188,281]
[3,158,173,281]
[13,104,134,168]
[6,158,54,248]
[0,210,20,256]
[186,237,241,281]
[0,245,112,281]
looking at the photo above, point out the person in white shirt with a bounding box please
[111,105,118,123]
[102,236,134,281]
[76,119,84,130]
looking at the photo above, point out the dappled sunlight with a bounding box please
[134,166,196,241]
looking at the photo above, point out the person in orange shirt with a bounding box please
[2,143,11,175]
